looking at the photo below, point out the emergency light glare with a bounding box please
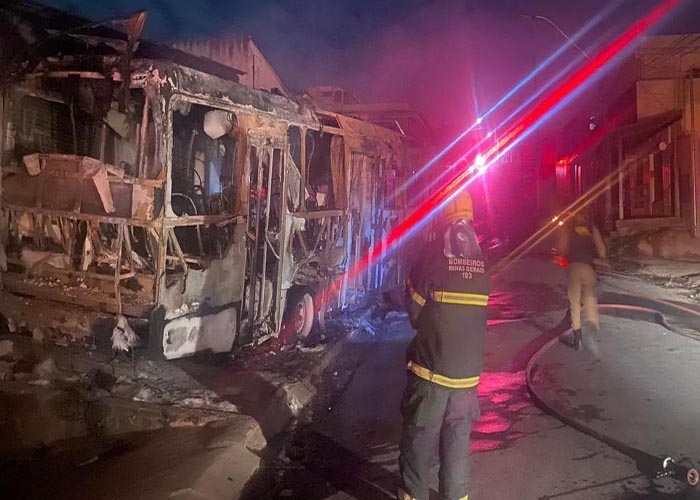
[389,0,623,205]
[487,131,493,138]
[313,0,683,321]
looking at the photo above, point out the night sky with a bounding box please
[43,0,700,129]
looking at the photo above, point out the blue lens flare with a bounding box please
[390,0,623,205]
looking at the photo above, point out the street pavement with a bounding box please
[3,255,699,500]
[241,256,699,499]
[0,414,266,500]
[529,308,700,480]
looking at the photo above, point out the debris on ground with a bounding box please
[177,397,238,412]
[111,315,140,354]
[133,386,157,403]
[33,357,57,379]
[0,360,15,380]
[634,228,700,260]
[611,257,700,302]
[297,344,325,353]
[0,295,379,458]
[360,319,378,336]
[0,339,13,358]
[32,327,44,344]
[6,317,17,334]
[89,369,116,393]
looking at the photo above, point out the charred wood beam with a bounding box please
[165,255,210,267]
[300,127,307,211]
[2,273,152,317]
[163,214,244,227]
[123,224,136,274]
[1,166,154,184]
[99,123,108,162]
[114,224,124,314]
[294,227,309,257]
[19,265,139,282]
[259,148,275,318]
[293,209,343,219]
[313,217,329,251]
[3,205,158,227]
[165,227,188,276]
[137,97,150,178]
[26,71,112,80]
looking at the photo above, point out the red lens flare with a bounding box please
[282,0,684,335]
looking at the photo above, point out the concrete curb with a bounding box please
[0,326,360,500]
[525,299,700,477]
[0,380,240,455]
[0,317,358,453]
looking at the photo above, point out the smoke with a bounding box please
[37,0,546,125]
[41,0,695,130]
[343,0,536,130]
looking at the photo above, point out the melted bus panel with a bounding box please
[0,11,423,358]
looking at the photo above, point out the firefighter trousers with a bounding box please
[399,373,480,500]
[568,262,598,331]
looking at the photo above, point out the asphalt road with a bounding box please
[241,257,695,500]
[3,256,697,500]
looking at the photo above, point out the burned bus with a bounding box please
[0,14,422,359]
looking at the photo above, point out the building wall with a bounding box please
[634,36,700,229]
[637,78,700,226]
[636,78,700,134]
[637,34,700,81]
[173,38,290,96]
[542,36,700,233]
[637,80,679,119]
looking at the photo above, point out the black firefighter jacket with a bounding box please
[405,239,490,389]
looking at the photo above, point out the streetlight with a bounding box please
[521,14,597,223]
[521,14,592,61]
[522,14,612,229]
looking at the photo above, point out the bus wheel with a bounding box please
[283,287,315,340]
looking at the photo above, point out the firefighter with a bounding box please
[399,190,489,500]
[556,210,607,350]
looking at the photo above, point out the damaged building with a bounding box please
[0,3,427,359]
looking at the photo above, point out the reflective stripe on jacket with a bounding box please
[405,240,490,388]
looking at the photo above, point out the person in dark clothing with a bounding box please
[555,211,607,350]
[399,191,490,500]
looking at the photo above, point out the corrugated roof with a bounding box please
[0,1,243,83]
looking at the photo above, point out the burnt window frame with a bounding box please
[164,94,244,267]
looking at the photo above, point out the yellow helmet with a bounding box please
[443,189,474,223]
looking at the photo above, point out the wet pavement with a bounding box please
[0,316,358,499]
[240,258,696,499]
[529,312,700,478]
[0,415,265,500]
[3,256,700,499]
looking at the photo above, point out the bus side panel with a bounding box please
[155,222,246,359]
[161,306,238,360]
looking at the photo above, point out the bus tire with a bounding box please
[283,287,315,340]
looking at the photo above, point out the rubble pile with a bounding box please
[611,227,700,260]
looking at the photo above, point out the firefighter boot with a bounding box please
[573,329,583,351]
[558,331,576,348]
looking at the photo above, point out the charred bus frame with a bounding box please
[0,44,421,358]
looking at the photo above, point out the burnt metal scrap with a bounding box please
[0,2,428,360]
